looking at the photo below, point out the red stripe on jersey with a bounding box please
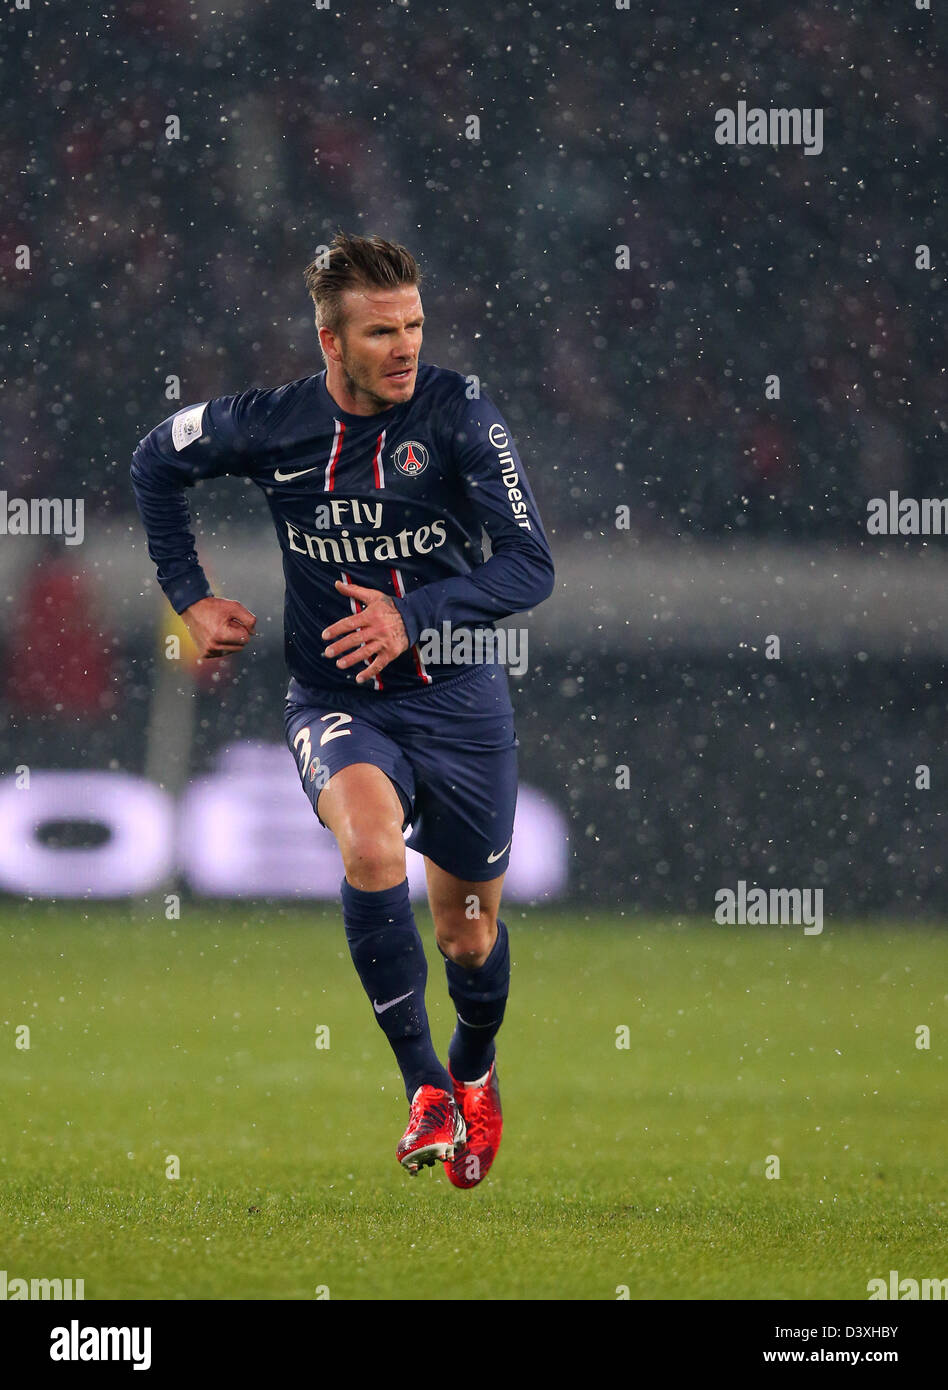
[342,567,382,691]
[324,419,345,491]
[390,567,432,685]
[376,447,428,687]
[372,430,386,487]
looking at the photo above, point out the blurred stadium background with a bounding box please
[1,0,944,917]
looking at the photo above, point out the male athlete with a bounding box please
[130,232,554,1185]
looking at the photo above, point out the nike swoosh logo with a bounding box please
[273,465,321,481]
[486,839,512,864]
[373,990,414,1015]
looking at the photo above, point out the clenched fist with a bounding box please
[181,596,256,658]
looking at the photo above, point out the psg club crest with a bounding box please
[392,440,429,477]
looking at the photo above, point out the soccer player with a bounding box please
[130,232,555,1184]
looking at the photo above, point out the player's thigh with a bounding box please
[318,763,404,851]
[284,700,414,884]
[320,765,408,891]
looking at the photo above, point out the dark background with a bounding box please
[0,0,944,914]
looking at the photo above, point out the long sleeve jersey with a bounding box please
[130,362,555,695]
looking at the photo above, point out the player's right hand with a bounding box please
[180,596,257,658]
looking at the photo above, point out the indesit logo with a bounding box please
[488,423,532,532]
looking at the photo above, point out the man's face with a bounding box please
[321,284,424,412]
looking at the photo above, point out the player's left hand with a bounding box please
[322,580,410,684]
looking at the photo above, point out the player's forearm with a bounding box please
[130,453,213,613]
[392,547,555,646]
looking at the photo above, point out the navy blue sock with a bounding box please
[442,919,510,1083]
[341,876,452,1102]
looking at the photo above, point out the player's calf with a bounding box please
[341,877,453,1100]
[438,919,510,1084]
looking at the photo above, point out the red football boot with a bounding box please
[396,1084,466,1175]
[445,1061,503,1189]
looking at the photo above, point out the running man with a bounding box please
[130,231,555,1184]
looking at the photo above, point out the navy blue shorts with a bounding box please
[283,664,519,881]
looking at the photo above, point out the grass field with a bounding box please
[2,903,945,1301]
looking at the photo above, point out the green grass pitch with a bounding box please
[2,904,945,1300]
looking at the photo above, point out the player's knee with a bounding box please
[435,910,498,969]
[337,827,406,892]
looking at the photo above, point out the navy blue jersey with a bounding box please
[130,363,554,695]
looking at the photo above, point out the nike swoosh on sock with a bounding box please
[373,990,415,1014]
